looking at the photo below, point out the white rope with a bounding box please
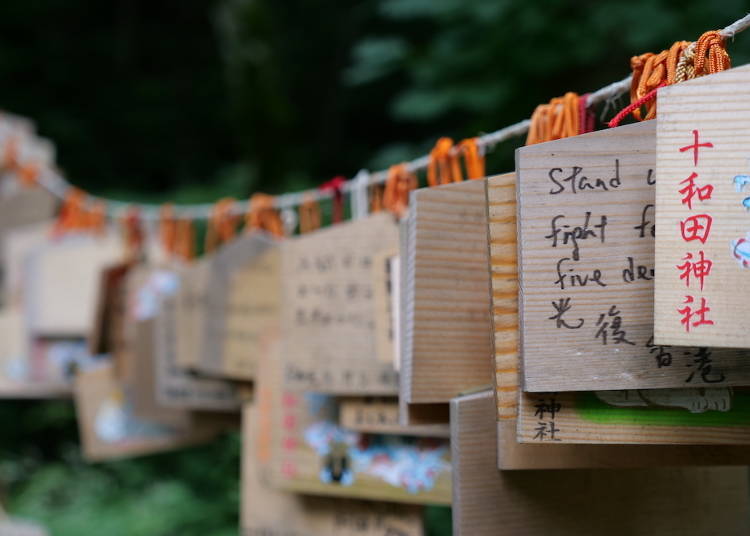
[350,169,370,220]
[9,13,750,221]
[720,13,750,38]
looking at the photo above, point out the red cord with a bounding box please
[578,93,595,134]
[608,83,667,128]
[319,176,346,224]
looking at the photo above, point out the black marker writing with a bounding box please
[548,298,584,329]
[548,159,621,195]
[554,257,607,290]
[622,257,654,283]
[634,204,655,238]
[545,213,607,261]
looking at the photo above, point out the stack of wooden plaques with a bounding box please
[400,179,493,427]
[439,66,750,535]
[8,64,750,536]
[270,213,453,511]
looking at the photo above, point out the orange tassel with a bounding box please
[245,193,284,237]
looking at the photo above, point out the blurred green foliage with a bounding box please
[0,1,749,534]
[0,401,239,535]
[1,0,748,199]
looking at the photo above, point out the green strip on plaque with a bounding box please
[575,391,750,427]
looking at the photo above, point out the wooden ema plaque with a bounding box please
[3,221,52,309]
[486,172,519,421]
[153,294,240,411]
[0,187,56,270]
[25,233,124,338]
[489,172,750,446]
[271,371,452,503]
[89,262,131,357]
[121,267,239,420]
[197,233,277,380]
[450,390,750,536]
[173,258,210,372]
[0,308,71,398]
[397,212,451,427]
[242,403,424,536]
[482,390,750,468]
[400,179,494,404]
[256,317,451,505]
[280,213,399,395]
[130,317,195,428]
[339,397,450,438]
[74,363,219,462]
[213,246,280,381]
[273,396,452,505]
[516,387,750,445]
[515,121,749,392]
[655,64,750,349]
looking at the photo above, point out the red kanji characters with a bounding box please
[676,251,713,290]
[680,214,713,244]
[674,130,716,331]
[283,414,297,429]
[281,460,297,478]
[679,129,714,166]
[677,295,714,332]
[282,393,299,408]
[679,172,714,209]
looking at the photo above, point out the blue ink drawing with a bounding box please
[731,233,750,268]
[304,421,449,493]
[731,173,750,268]
[734,174,750,192]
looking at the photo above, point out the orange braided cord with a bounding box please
[175,219,195,261]
[54,189,85,234]
[205,198,237,252]
[630,41,690,121]
[369,184,384,213]
[18,162,40,187]
[3,136,18,170]
[665,40,689,83]
[121,206,144,260]
[526,93,580,145]
[246,193,284,237]
[553,92,579,139]
[694,30,731,76]
[458,138,485,180]
[160,204,177,256]
[216,198,238,244]
[298,195,321,234]
[383,163,417,217]
[427,137,459,186]
[86,201,107,235]
[628,39,722,121]
[526,101,550,145]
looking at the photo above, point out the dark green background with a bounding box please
[1,1,749,534]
